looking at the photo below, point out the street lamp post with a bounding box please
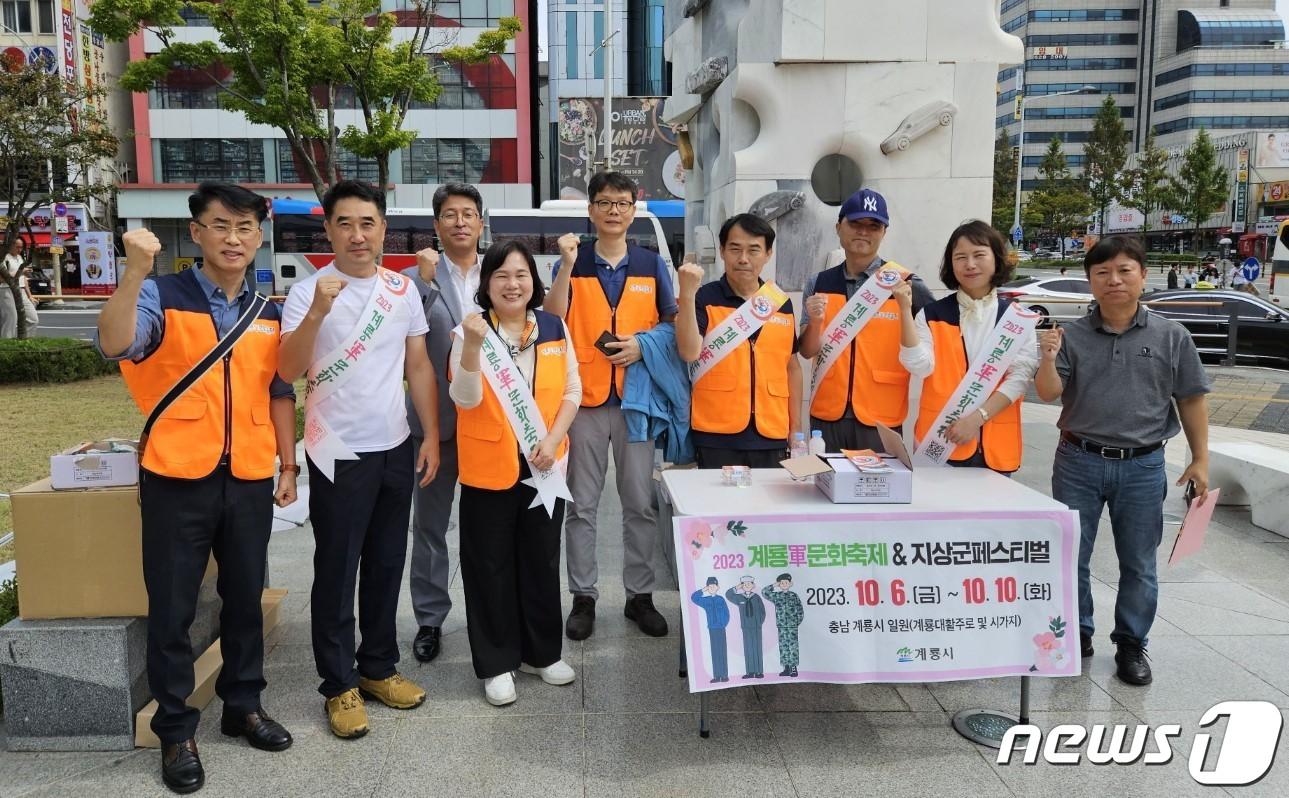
[1011,80,1100,249]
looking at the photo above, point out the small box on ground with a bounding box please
[49,439,139,490]
[10,478,214,619]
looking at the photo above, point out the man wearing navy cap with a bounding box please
[798,188,933,452]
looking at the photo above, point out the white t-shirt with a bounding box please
[2,254,20,279]
[282,264,429,453]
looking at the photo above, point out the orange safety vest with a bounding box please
[808,262,914,426]
[913,294,1023,473]
[564,243,660,406]
[690,282,795,441]
[456,310,571,490]
[119,270,282,480]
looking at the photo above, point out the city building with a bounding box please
[1,0,134,291]
[997,0,1289,192]
[115,1,539,275]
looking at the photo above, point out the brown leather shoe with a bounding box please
[220,707,293,751]
[358,672,426,709]
[161,738,204,794]
[325,688,370,739]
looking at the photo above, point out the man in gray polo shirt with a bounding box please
[1035,235,1210,687]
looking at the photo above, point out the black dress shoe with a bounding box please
[566,595,596,641]
[413,625,442,663]
[624,593,669,637]
[787,667,799,678]
[1115,640,1152,685]
[161,739,204,794]
[1081,631,1094,658]
[221,708,293,752]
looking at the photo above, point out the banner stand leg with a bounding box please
[699,692,710,738]
[950,675,1030,749]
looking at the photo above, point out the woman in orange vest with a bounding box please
[449,240,582,708]
[902,220,1038,473]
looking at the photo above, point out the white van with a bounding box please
[483,200,675,280]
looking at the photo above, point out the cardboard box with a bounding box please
[815,455,913,504]
[49,440,139,490]
[134,589,287,749]
[10,478,214,619]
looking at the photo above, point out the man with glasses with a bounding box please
[96,183,297,793]
[545,171,676,641]
[402,182,484,663]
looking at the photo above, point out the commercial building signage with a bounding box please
[557,97,684,200]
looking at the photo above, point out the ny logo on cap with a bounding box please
[863,197,878,212]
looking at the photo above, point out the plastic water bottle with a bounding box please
[809,430,826,456]
[790,432,808,459]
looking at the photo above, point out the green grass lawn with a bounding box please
[0,375,144,561]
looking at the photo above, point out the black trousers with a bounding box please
[308,437,414,698]
[458,466,564,679]
[695,446,787,469]
[140,465,272,745]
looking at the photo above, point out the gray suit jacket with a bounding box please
[405,256,469,442]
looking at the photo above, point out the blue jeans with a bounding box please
[1051,438,1168,646]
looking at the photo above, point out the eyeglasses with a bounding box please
[193,219,260,238]
[438,211,480,223]
[591,200,635,213]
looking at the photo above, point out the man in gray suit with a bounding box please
[404,183,485,662]
[725,575,766,679]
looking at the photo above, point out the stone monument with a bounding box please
[662,0,1023,288]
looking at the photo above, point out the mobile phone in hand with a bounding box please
[594,330,620,357]
[1183,479,1197,507]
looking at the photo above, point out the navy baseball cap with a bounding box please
[839,188,889,226]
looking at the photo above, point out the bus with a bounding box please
[1272,218,1289,303]
[483,200,675,279]
[269,198,436,293]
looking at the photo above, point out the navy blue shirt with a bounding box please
[95,267,294,399]
[693,275,798,451]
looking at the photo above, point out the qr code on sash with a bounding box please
[924,441,946,461]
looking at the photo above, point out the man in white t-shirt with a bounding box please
[1,238,23,338]
[278,180,440,740]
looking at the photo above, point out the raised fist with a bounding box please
[1038,326,1063,362]
[122,229,162,277]
[805,293,828,322]
[891,279,912,308]
[462,312,490,348]
[310,274,348,317]
[677,261,704,297]
[415,247,439,284]
[557,233,580,264]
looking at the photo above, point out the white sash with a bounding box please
[456,323,574,519]
[688,282,790,383]
[807,266,908,407]
[912,302,1041,467]
[304,268,408,482]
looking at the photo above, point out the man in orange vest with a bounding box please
[96,183,297,794]
[544,171,676,641]
[798,189,933,452]
[676,213,801,468]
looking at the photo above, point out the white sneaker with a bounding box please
[483,672,517,706]
[519,660,576,686]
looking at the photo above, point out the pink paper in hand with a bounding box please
[1169,488,1220,566]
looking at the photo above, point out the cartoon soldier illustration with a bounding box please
[725,575,766,679]
[690,576,731,683]
[762,573,804,677]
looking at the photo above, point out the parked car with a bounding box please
[26,268,52,303]
[1145,289,1289,369]
[998,276,1093,325]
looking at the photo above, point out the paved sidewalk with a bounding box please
[4,417,1289,797]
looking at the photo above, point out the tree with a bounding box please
[1026,137,1092,255]
[1123,129,1169,235]
[90,0,519,201]
[0,66,119,339]
[992,128,1018,235]
[1083,95,1129,236]
[1164,127,1230,253]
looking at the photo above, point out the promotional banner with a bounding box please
[557,97,683,200]
[675,510,1078,692]
[1254,131,1289,168]
[78,231,116,294]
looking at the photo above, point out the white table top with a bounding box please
[660,467,1067,517]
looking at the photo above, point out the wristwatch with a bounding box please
[279,464,301,475]
[978,407,991,423]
